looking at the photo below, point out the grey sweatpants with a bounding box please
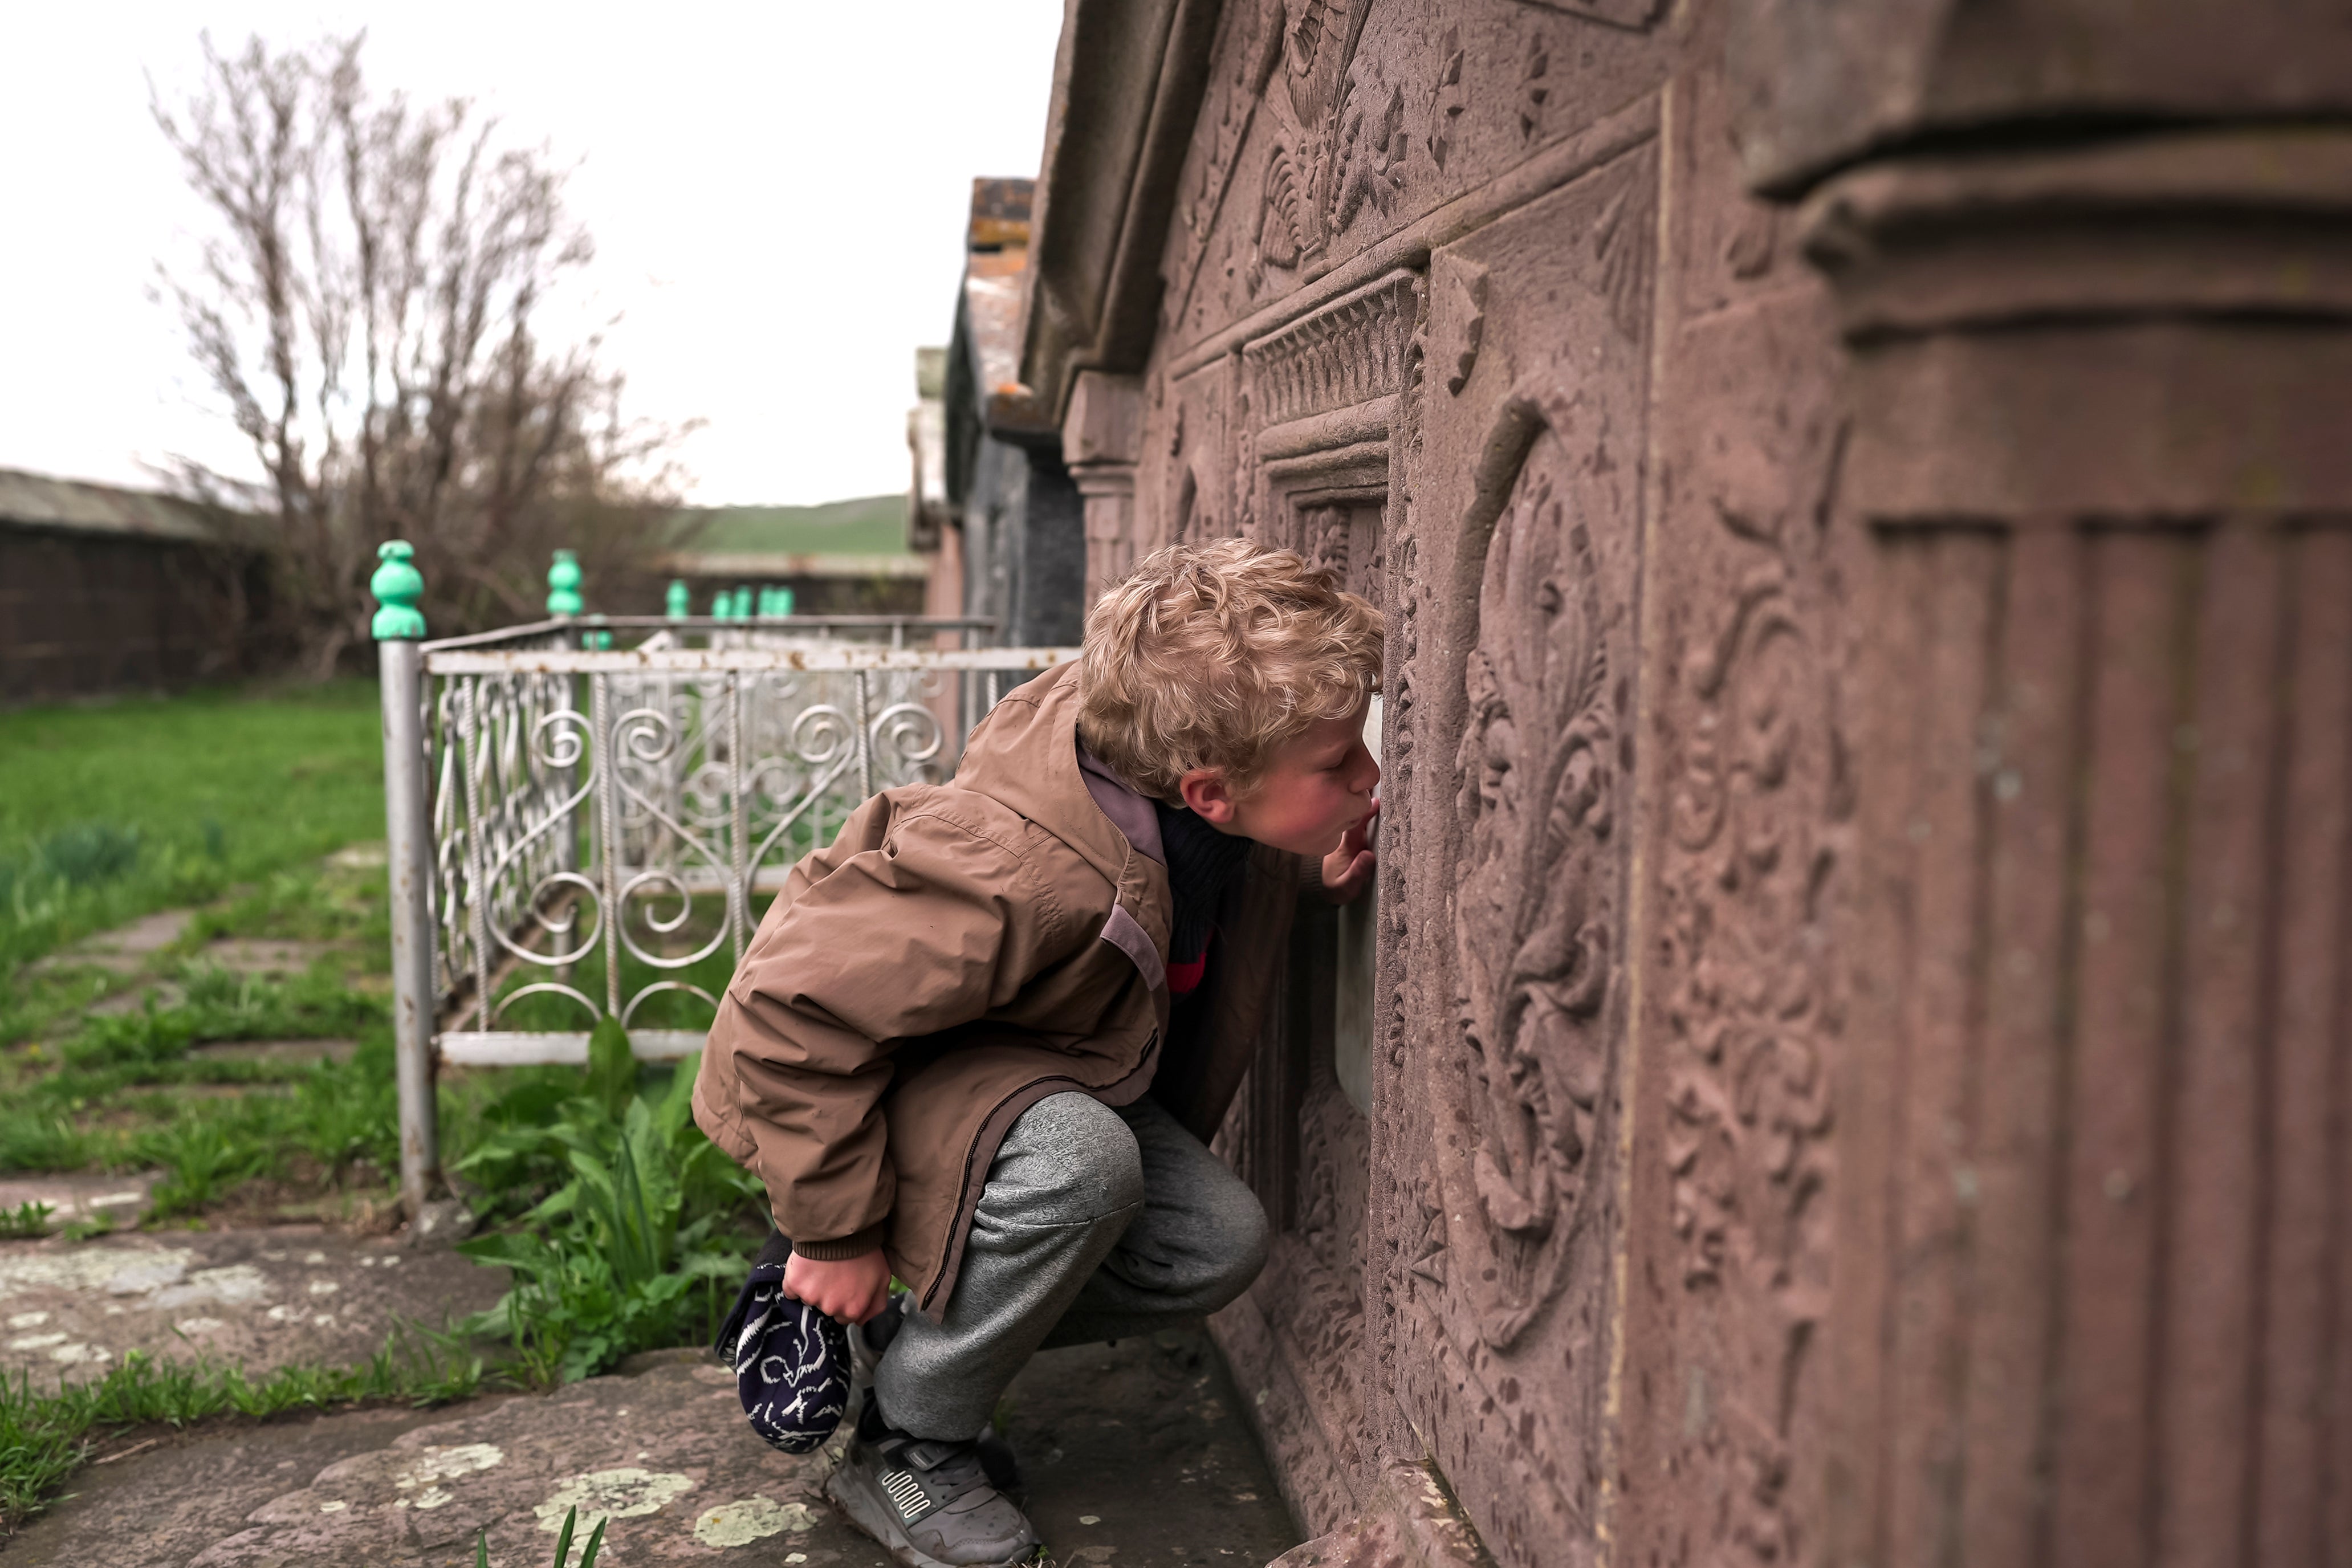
[872,1091,1269,1441]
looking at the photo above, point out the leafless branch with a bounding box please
[152,31,688,675]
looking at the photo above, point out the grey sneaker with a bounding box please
[823,1393,1040,1568]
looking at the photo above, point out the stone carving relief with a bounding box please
[1516,31,1552,144]
[1164,0,1667,338]
[1517,0,1666,30]
[1387,378,1637,1565]
[1443,392,1621,1351]
[1425,27,1467,172]
[1590,182,1656,344]
[1240,0,1419,298]
[1437,259,1489,396]
[1655,429,1851,1564]
[1243,271,1421,429]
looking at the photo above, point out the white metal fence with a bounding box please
[377,612,1077,1211]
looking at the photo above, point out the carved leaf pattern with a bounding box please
[1446,447,1618,1351]
[1659,514,1848,1563]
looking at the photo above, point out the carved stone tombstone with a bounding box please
[1020,1,2352,1563]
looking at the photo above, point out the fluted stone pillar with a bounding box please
[1749,55,2352,1568]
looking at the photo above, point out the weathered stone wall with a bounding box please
[1019,3,2352,1563]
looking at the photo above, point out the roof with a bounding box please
[668,496,910,557]
[1019,0,1219,424]
[965,250,1032,410]
[652,551,929,581]
[0,467,228,543]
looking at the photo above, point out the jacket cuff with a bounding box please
[788,1223,886,1261]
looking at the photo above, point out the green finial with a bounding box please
[734,585,754,620]
[774,584,796,617]
[547,550,584,618]
[666,580,690,618]
[708,589,729,619]
[370,541,426,640]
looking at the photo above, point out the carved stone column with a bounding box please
[1798,124,2352,1568]
[1063,370,1144,605]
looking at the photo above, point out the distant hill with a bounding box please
[670,495,908,558]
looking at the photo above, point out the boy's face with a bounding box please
[1179,701,1380,857]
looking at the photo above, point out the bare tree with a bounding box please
[153,32,693,675]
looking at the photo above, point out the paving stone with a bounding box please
[34,909,194,975]
[86,980,189,1015]
[191,1038,363,1065]
[996,1326,1301,1566]
[6,1327,1303,1566]
[0,1227,506,1394]
[202,938,340,978]
[0,1171,155,1228]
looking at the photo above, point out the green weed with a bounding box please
[0,1200,52,1239]
[32,824,144,890]
[0,1112,95,1176]
[141,1117,276,1221]
[456,1022,761,1384]
[495,1504,607,1568]
[0,1321,486,1532]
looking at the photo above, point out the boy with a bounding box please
[694,539,1382,1567]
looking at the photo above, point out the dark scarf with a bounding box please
[1153,801,1254,996]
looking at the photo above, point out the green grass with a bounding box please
[453,1027,763,1385]
[0,683,770,1533]
[0,1326,488,1533]
[0,682,384,970]
[669,494,909,557]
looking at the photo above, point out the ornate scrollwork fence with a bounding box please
[375,611,1076,1209]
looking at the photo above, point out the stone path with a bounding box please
[3,869,1307,1563]
[0,1227,504,1394]
[35,854,383,1029]
[6,1326,1301,1566]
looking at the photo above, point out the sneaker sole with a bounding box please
[821,1465,1035,1568]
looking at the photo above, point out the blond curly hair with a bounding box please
[1076,538,1384,802]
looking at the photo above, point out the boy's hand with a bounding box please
[783,1248,894,1325]
[1321,800,1378,903]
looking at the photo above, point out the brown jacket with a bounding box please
[693,661,1304,1320]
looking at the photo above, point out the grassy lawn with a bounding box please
[0,681,767,1533]
[0,681,385,971]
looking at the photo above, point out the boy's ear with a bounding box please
[1179,768,1239,825]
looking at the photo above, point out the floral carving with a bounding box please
[1443,426,1621,1351]
[1657,461,1850,1562]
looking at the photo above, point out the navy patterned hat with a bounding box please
[714,1231,851,1453]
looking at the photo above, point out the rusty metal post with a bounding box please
[371,543,440,1219]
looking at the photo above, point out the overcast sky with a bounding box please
[0,3,1066,507]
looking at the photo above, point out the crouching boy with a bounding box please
[693,539,1382,1567]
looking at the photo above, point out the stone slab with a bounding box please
[0,1227,506,1394]
[201,938,343,978]
[87,981,188,1015]
[0,1171,156,1228]
[7,1326,1303,1566]
[34,909,193,975]
[191,1038,363,1065]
